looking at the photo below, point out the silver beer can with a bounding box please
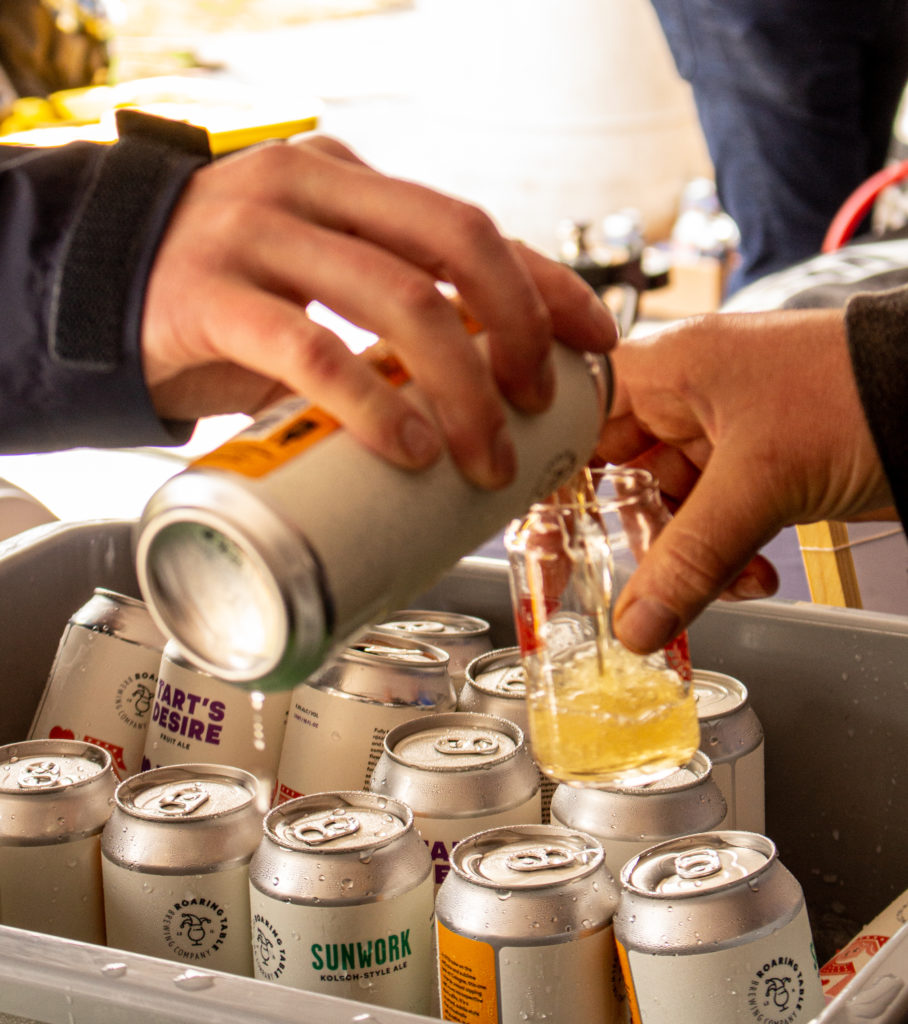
[459,645,557,821]
[29,588,166,778]
[615,831,825,1024]
[0,738,116,944]
[435,823,625,1024]
[274,629,455,803]
[142,639,290,789]
[374,610,493,692]
[550,750,726,877]
[249,790,435,1015]
[370,711,542,889]
[135,344,609,691]
[101,764,262,975]
[694,669,765,832]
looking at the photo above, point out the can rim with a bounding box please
[620,829,778,898]
[0,738,112,793]
[263,790,415,853]
[113,763,258,821]
[381,710,525,771]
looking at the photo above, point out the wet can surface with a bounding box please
[615,831,825,1024]
[101,764,262,975]
[370,711,542,888]
[142,639,289,786]
[550,749,726,876]
[459,645,557,821]
[274,629,455,803]
[435,823,625,1024]
[374,610,492,692]
[0,738,116,944]
[29,588,166,778]
[135,344,609,691]
[248,790,435,1015]
[693,669,765,832]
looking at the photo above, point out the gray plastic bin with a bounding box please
[0,519,905,1023]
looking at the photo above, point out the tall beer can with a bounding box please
[550,750,726,876]
[135,344,610,691]
[370,711,542,889]
[249,791,435,1015]
[142,639,290,784]
[459,645,557,821]
[374,610,493,692]
[615,831,825,1024]
[274,629,455,803]
[101,764,262,975]
[435,823,624,1024]
[29,588,166,778]
[693,669,765,832]
[0,739,116,944]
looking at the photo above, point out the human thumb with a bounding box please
[612,458,778,653]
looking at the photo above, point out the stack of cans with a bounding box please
[15,583,822,1024]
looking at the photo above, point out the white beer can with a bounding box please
[249,791,435,1015]
[0,738,116,944]
[694,669,765,832]
[435,823,625,1024]
[274,628,455,803]
[550,750,726,876]
[374,610,493,692]
[135,344,610,691]
[29,588,166,778]
[615,831,825,1023]
[101,764,262,975]
[142,639,289,786]
[370,711,542,889]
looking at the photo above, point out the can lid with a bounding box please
[610,749,713,794]
[0,739,111,793]
[622,831,776,897]
[72,587,167,651]
[266,792,412,853]
[115,764,257,821]
[452,824,603,889]
[344,633,449,670]
[386,712,522,771]
[467,647,527,699]
[378,610,491,639]
[693,670,748,718]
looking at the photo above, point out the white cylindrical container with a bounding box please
[101,764,262,976]
[135,343,609,691]
[142,640,289,786]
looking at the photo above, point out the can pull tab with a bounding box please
[18,759,62,789]
[155,784,210,816]
[506,845,574,872]
[500,668,527,695]
[293,813,361,846]
[674,847,722,880]
[434,734,500,757]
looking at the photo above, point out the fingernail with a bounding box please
[728,573,772,601]
[399,413,442,466]
[615,596,680,654]
[490,423,517,486]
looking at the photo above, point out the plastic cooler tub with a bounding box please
[0,519,905,1023]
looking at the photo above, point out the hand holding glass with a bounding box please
[505,467,699,788]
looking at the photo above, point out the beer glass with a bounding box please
[504,466,699,788]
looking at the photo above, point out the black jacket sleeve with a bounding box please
[0,109,211,453]
[844,283,908,528]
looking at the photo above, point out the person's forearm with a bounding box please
[0,111,209,453]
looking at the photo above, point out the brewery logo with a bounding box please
[747,954,809,1023]
[115,672,156,730]
[162,896,229,961]
[252,913,287,981]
